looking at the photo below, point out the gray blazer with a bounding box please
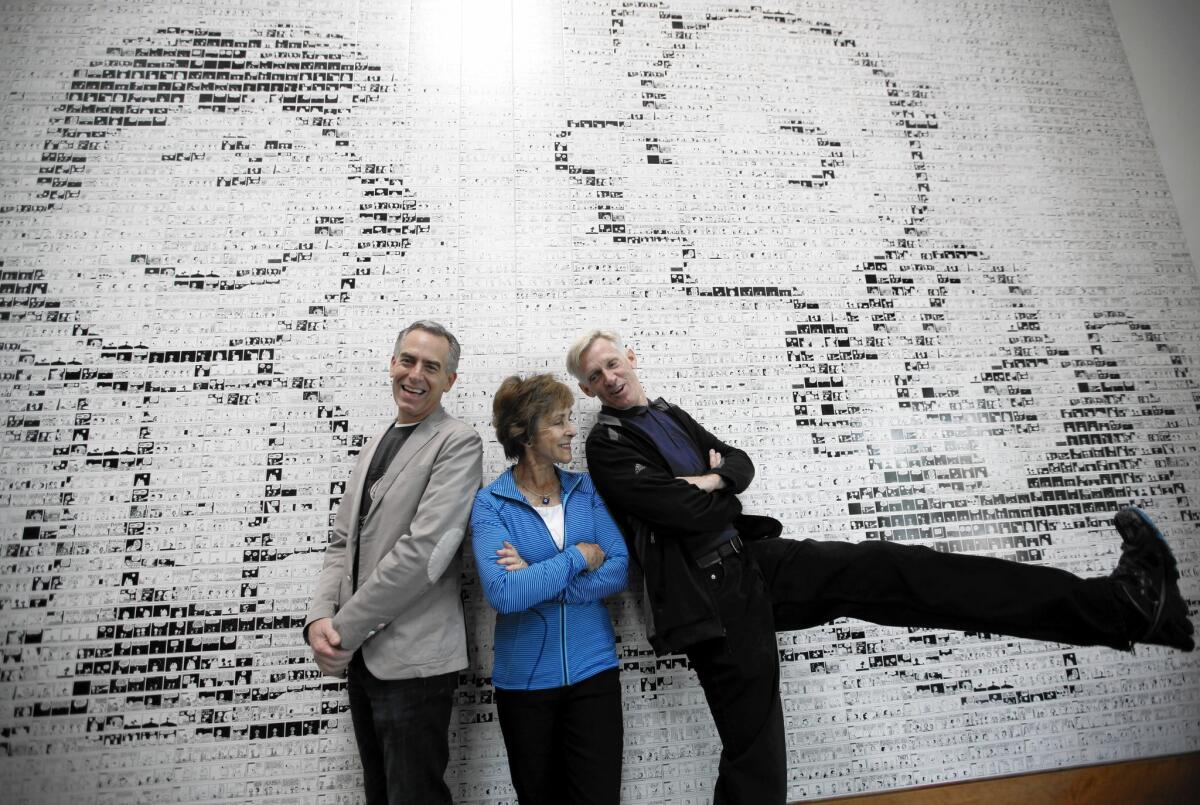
[305,406,483,679]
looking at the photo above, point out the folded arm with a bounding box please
[586,420,752,534]
[562,489,628,603]
[471,494,594,615]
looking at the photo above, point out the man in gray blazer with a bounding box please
[305,320,483,805]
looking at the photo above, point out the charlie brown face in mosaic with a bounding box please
[558,4,1164,545]
[0,22,412,767]
[6,23,413,481]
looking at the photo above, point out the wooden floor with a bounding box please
[806,753,1200,804]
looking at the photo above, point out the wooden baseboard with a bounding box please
[804,752,1200,804]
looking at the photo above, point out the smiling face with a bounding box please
[390,328,457,424]
[656,21,914,243]
[36,28,378,356]
[576,337,648,411]
[63,116,353,359]
[568,11,921,292]
[523,406,577,467]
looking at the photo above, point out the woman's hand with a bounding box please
[575,542,606,572]
[497,540,605,573]
[496,540,529,571]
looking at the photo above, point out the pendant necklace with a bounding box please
[517,472,556,505]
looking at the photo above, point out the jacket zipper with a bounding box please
[559,482,573,687]
[514,473,576,688]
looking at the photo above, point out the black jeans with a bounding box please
[494,667,623,805]
[686,537,1131,805]
[686,552,787,805]
[346,653,458,805]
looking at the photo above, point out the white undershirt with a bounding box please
[534,504,565,550]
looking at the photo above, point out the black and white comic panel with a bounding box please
[2,0,1197,802]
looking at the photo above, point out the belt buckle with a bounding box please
[698,536,740,569]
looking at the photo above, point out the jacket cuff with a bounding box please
[331,610,372,653]
[712,468,741,492]
[568,544,590,574]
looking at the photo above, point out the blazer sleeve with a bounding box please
[303,443,371,640]
[563,486,628,604]
[330,424,483,652]
[470,491,591,615]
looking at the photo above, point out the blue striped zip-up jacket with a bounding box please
[471,467,628,690]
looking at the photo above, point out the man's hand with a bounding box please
[308,617,352,677]
[677,452,727,493]
[707,449,723,471]
[575,542,606,572]
[496,540,529,571]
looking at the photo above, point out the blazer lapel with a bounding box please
[362,407,445,523]
[345,425,388,532]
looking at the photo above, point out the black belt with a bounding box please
[695,534,743,568]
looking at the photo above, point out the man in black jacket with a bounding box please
[567,329,1194,805]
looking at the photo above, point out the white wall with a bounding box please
[1110,0,1200,269]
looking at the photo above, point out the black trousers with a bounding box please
[346,654,457,805]
[494,667,623,805]
[685,537,1132,805]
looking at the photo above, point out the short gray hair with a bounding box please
[394,320,462,375]
[566,329,623,382]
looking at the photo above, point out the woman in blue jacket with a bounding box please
[471,373,629,805]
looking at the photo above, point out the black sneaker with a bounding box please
[1112,506,1193,652]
